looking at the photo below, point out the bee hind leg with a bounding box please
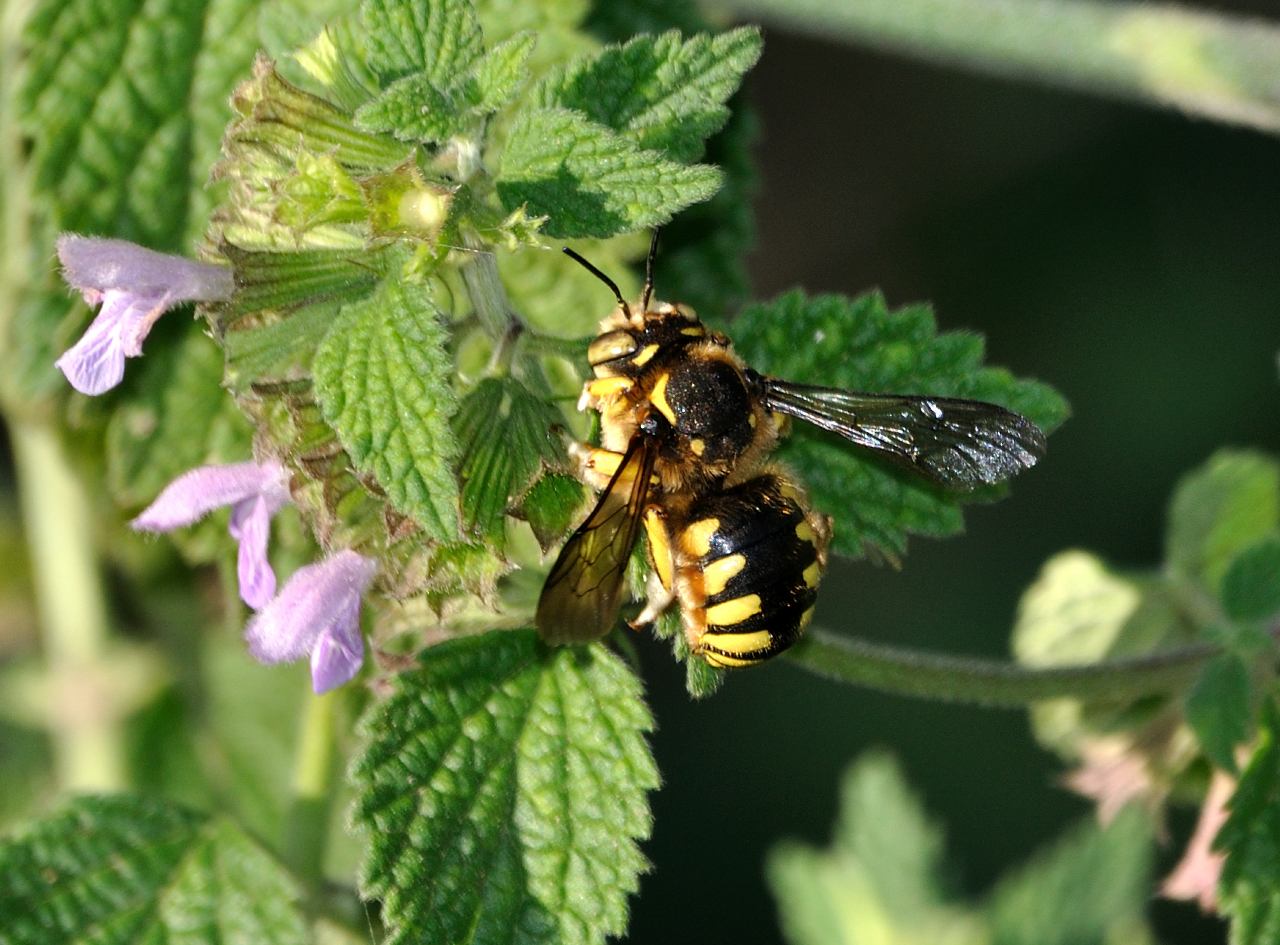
[629,505,676,630]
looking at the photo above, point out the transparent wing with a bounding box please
[536,435,656,644]
[762,378,1046,489]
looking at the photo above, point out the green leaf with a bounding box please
[536,27,762,163]
[1185,652,1253,773]
[356,31,535,142]
[1013,551,1197,758]
[22,0,264,248]
[1217,700,1280,945]
[1167,450,1280,593]
[0,794,307,944]
[732,290,1068,559]
[353,628,658,945]
[313,276,460,540]
[1221,534,1280,623]
[583,0,707,39]
[362,0,484,85]
[767,752,979,945]
[497,107,722,238]
[517,473,587,551]
[986,807,1153,945]
[106,323,253,511]
[453,377,565,546]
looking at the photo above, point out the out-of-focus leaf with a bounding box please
[1185,652,1253,773]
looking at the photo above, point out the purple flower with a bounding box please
[132,460,291,609]
[245,551,378,693]
[55,235,234,395]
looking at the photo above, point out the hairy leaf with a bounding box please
[362,0,484,85]
[1217,700,1280,945]
[518,473,587,551]
[1167,450,1280,594]
[313,277,460,540]
[986,808,1152,945]
[1220,534,1280,623]
[356,31,535,143]
[453,377,565,546]
[536,27,761,162]
[1185,652,1252,773]
[732,290,1068,559]
[0,795,307,944]
[353,628,658,945]
[22,0,262,248]
[497,107,722,238]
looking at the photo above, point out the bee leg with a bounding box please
[631,506,676,629]
[577,376,634,412]
[568,442,628,491]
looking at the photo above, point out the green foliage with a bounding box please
[452,377,565,546]
[768,752,1153,945]
[535,28,762,162]
[1218,700,1280,945]
[1166,450,1280,594]
[1185,652,1252,773]
[0,795,308,944]
[1220,535,1280,623]
[517,473,588,551]
[986,808,1153,945]
[733,290,1068,559]
[498,107,722,238]
[313,277,460,541]
[352,629,658,945]
[20,0,262,248]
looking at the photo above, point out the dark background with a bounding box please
[628,12,1280,945]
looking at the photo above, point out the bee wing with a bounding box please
[536,435,657,644]
[761,378,1046,489]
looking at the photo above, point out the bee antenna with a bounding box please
[563,247,630,319]
[640,229,660,312]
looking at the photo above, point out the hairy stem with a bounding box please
[460,240,523,341]
[282,685,337,888]
[788,627,1215,707]
[727,0,1280,135]
[11,422,126,790]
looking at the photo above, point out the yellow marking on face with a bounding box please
[702,628,772,656]
[631,343,660,367]
[706,594,762,627]
[690,438,705,456]
[795,521,815,544]
[681,518,720,558]
[588,331,637,365]
[799,605,815,629]
[703,554,746,597]
[644,508,674,592]
[650,372,677,425]
[701,650,758,668]
[585,376,632,399]
[748,413,757,429]
[802,560,823,589]
[680,326,705,337]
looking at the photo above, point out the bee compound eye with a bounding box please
[587,331,639,366]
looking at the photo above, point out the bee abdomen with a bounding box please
[677,474,826,668]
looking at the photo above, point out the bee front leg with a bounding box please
[568,442,628,491]
[577,375,634,412]
[631,506,676,629]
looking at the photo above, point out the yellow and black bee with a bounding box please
[536,237,1046,667]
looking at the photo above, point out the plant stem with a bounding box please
[460,239,522,341]
[727,0,1280,135]
[11,421,126,790]
[788,627,1216,707]
[282,684,337,888]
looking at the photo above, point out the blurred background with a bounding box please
[628,6,1280,943]
[3,2,1280,943]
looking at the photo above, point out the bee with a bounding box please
[535,236,1046,667]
